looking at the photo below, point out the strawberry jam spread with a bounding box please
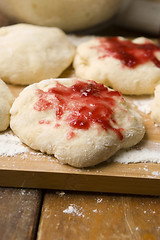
[39,120,50,124]
[93,37,160,68]
[34,80,124,140]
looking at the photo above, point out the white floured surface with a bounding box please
[0,130,29,156]
[112,140,160,164]
[152,171,160,176]
[131,96,153,115]
[113,145,160,164]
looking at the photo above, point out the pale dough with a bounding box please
[0,23,75,85]
[0,0,121,32]
[151,85,160,124]
[73,37,160,95]
[0,79,14,131]
[10,78,145,168]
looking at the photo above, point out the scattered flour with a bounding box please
[113,147,160,164]
[132,96,153,115]
[97,198,103,203]
[0,131,29,156]
[93,209,98,213]
[63,204,84,217]
[56,191,66,197]
[152,171,160,176]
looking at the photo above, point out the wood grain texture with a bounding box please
[0,188,42,240]
[37,191,160,240]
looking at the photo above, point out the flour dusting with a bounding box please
[132,96,153,114]
[97,198,103,203]
[0,131,29,156]
[93,209,98,213]
[56,191,65,197]
[152,171,160,176]
[63,204,84,217]
[112,140,160,164]
[113,147,160,164]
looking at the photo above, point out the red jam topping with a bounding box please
[54,123,61,128]
[93,37,160,68]
[67,131,76,140]
[34,80,124,140]
[39,120,50,124]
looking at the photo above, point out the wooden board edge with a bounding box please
[0,169,160,196]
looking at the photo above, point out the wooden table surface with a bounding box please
[0,13,160,240]
[3,69,160,238]
[1,188,160,240]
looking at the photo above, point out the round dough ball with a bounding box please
[10,77,145,168]
[151,85,160,124]
[0,79,14,131]
[0,23,75,85]
[0,0,121,32]
[73,37,160,95]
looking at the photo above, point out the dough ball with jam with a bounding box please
[10,77,145,167]
[73,37,160,95]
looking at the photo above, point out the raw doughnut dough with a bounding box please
[151,85,160,124]
[10,78,145,168]
[0,23,75,85]
[73,37,160,95]
[0,79,14,131]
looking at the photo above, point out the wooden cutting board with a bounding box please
[1,68,160,196]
